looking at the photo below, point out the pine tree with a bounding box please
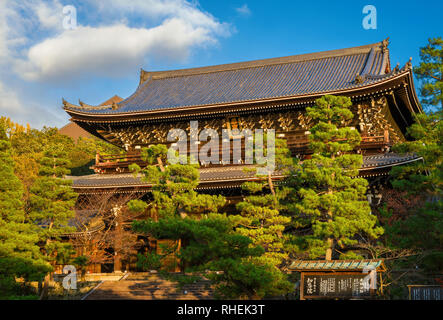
[128,145,226,271]
[129,145,225,220]
[0,123,49,297]
[288,95,383,260]
[231,137,294,296]
[132,212,280,299]
[390,110,443,195]
[130,145,285,298]
[29,143,78,256]
[29,140,78,298]
[387,110,443,272]
[413,37,443,110]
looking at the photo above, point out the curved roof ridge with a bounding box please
[139,40,388,83]
[63,95,124,111]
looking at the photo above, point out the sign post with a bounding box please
[289,259,385,300]
[301,272,374,299]
[408,285,443,300]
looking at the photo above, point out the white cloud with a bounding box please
[0,0,63,62]
[2,0,230,82]
[33,0,64,30]
[236,4,251,16]
[0,1,15,61]
[16,18,221,81]
[90,0,227,32]
[0,0,231,127]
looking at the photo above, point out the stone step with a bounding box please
[85,278,214,300]
[90,296,210,300]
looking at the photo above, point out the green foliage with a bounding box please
[388,110,443,273]
[133,213,285,299]
[28,135,78,263]
[234,137,295,261]
[207,258,286,299]
[133,214,263,267]
[338,251,365,260]
[229,137,294,297]
[130,144,290,298]
[73,255,89,267]
[67,136,122,175]
[129,145,226,219]
[413,37,443,109]
[234,189,291,265]
[0,123,51,297]
[136,252,163,271]
[391,110,443,195]
[127,199,149,213]
[286,95,383,259]
[141,144,169,165]
[386,201,443,267]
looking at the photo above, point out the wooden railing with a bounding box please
[286,129,390,153]
[92,130,391,173]
[95,153,143,165]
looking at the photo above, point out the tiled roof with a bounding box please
[360,153,421,170]
[64,40,399,115]
[70,153,422,189]
[70,164,266,188]
[60,96,123,135]
[289,259,384,271]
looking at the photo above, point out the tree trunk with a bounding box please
[268,172,277,206]
[157,157,165,172]
[40,220,54,299]
[37,279,42,296]
[325,238,334,261]
[325,160,335,261]
[114,207,123,273]
[39,274,50,300]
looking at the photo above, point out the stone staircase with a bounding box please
[84,273,214,300]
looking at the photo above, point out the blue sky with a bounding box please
[0,0,441,128]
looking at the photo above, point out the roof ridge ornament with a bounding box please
[62,98,116,111]
[405,57,412,70]
[79,99,94,109]
[62,98,79,109]
[400,57,413,72]
[139,68,151,86]
[355,73,365,84]
[111,101,120,110]
[381,37,390,53]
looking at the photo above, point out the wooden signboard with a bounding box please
[408,285,443,300]
[301,272,375,299]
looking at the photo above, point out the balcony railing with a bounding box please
[92,130,391,174]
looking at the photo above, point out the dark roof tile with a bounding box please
[70,153,422,189]
[64,40,397,115]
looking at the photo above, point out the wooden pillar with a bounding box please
[384,128,390,144]
[300,272,305,300]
